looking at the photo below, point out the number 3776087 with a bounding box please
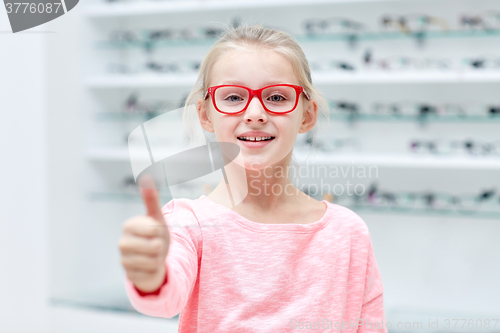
[443,319,498,330]
[5,2,62,14]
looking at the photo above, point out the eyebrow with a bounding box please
[220,80,296,86]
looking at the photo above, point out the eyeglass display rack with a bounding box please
[51,0,500,331]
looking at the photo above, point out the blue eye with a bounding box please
[268,94,286,102]
[225,95,243,102]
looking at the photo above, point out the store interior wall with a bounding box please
[0,8,49,333]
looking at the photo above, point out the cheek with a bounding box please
[281,114,303,133]
[213,118,238,139]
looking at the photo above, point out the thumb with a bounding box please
[138,174,164,224]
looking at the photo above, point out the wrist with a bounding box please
[133,266,168,296]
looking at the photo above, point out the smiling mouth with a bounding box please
[237,136,275,142]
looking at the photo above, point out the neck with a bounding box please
[208,149,304,209]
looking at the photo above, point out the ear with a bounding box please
[197,97,215,133]
[298,99,318,134]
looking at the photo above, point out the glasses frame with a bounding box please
[204,84,310,115]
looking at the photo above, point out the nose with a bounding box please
[244,95,268,123]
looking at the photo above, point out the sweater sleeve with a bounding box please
[357,236,387,333]
[123,199,200,319]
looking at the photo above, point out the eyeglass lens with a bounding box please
[213,86,297,113]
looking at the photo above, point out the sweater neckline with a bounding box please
[198,195,334,233]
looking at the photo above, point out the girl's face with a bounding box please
[197,47,318,170]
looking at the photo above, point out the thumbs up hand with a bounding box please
[119,174,171,293]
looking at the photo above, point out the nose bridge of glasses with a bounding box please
[246,91,267,113]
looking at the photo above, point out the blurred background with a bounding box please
[1,0,499,332]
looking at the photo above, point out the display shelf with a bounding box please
[94,111,500,123]
[300,152,500,169]
[95,111,165,122]
[96,29,500,50]
[84,71,500,89]
[311,71,500,85]
[347,203,500,220]
[83,0,401,18]
[86,191,500,220]
[86,147,500,169]
[329,113,500,123]
[85,73,198,88]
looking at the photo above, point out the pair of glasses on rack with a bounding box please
[328,101,360,122]
[96,93,187,122]
[106,26,224,49]
[299,132,362,153]
[460,10,500,31]
[332,100,444,118]
[363,49,452,70]
[365,184,499,214]
[373,101,458,118]
[330,183,500,214]
[124,92,187,114]
[372,101,500,118]
[364,49,500,71]
[380,13,449,34]
[108,28,193,44]
[330,100,500,121]
[107,59,201,74]
[410,139,500,156]
[145,60,201,73]
[462,54,500,69]
[310,58,356,72]
[379,13,449,46]
[303,17,367,35]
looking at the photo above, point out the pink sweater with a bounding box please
[124,195,387,332]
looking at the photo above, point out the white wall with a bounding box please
[0,9,49,333]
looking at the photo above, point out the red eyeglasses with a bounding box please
[203,84,310,114]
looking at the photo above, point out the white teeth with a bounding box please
[238,136,273,141]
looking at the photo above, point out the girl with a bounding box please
[119,24,387,333]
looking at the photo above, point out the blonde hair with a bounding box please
[183,24,330,179]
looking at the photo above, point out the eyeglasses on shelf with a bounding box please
[328,100,500,123]
[303,17,367,36]
[298,132,362,153]
[363,49,452,71]
[371,101,499,118]
[124,92,188,114]
[462,54,500,69]
[310,58,356,72]
[105,25,226,50]
[379,13,450,34]
[409,139,500,156]
[460,10,500,32]
[301,16,367,47]
[327,182,500,215]
[107,59,201,75]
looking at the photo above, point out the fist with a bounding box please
[119,174,171,293]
